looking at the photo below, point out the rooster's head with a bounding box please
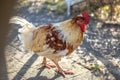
[72,11,90,32]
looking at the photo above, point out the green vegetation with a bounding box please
[45,0,66,14]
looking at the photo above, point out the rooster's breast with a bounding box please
[32,24,73,57]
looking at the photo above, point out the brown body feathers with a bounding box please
[30,18,84,56]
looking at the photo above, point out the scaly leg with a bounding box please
[42,57,56,69]
[52,60,74,77]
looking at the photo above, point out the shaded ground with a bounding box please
[4,0,120,80]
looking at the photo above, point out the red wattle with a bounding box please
[79,24,86,32]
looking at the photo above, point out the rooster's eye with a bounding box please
[78,19,84,23]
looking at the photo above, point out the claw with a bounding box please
[63,70,74,74]
[56,69,74,77]
[42,57,56,69]
[43,63,56,69]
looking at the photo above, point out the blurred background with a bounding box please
[13,0,120,24]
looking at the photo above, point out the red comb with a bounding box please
[82,11,90,24]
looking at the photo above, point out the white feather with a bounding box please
[9,16,36,49]
[57,49,68,55]
[9,16,35,28]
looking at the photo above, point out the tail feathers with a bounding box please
[9,16,35,28]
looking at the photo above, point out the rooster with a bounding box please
[9,12,90,77]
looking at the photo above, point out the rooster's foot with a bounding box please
[56,69,74,77]
[42,63,56,69]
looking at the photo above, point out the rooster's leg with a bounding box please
[42,57,56,69]
[52,60,74,77]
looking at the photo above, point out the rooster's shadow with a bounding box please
[27,67,61,80]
